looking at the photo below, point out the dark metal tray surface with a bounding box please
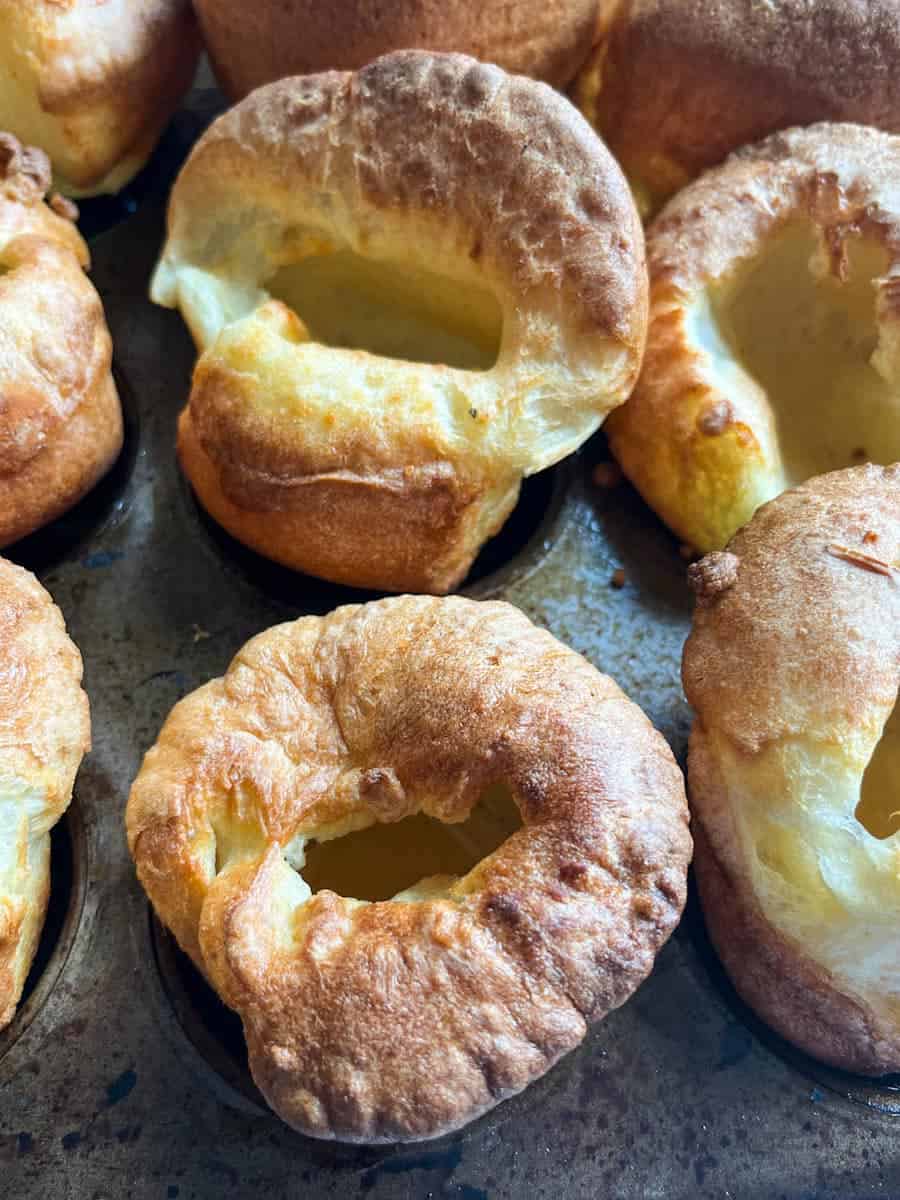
[0,94,898,1200]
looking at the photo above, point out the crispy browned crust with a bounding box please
[0,557,90,1029]
[607,123,900,554]
[0,136,122,547]
[683,464,900,1073]
[195,0,601,99]
[0,0,201,195]
[168,54,645,347]
[576,0,900,213]
[178,408,518,594]
[159,53,647,592]
[127,596,691,1141]
[683,463,900,753]
[0,374,123,549]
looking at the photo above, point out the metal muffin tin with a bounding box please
[1,88,899,1200]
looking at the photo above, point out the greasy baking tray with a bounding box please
[1,90,898,1200]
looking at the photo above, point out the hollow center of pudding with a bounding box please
[856,696,900,840]
[710,222,899,484]
[266,251,503,371]
[297,783,521,903]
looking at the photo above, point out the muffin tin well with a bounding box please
[686,885,900,1117]
[147,901,582,1157]
[147,912,267,1117]
[179,452,568,612]
[5,368,140,578]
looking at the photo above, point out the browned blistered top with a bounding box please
[163,51,646,349]
[194,0,600,99]
[0,556,89,824]
[683,463,900,755]
[128,596,690,1142]
[0,134,109,481]
[578,0,900,211]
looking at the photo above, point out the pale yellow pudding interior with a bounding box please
[710,222,900,485]
[716,686,900,1000]
[856,696,900,841]
[295,783,521,903]
[267,251,503,371]
[0,776,53,1010]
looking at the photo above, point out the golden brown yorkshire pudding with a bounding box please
[606,123,900,555]
[0,557,89,1029]
[127,596,690,1142]
[151,52,647,594]
[684,465,900,1075]
[194,0,603,100]
[0,136,123,547]
[574,0,900,218]
[0,0,201,196]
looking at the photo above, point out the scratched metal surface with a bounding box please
[0,90,898,1200]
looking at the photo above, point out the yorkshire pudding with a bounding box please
[127,595,690,1141]
[150,52,647,594]
[684,464,900,1074]
[0,136,123,548]
[606,123,900,555]
[0,0,201,196]
[575,0,900,217]
[0,556,89,1029]
[194,0,603,100]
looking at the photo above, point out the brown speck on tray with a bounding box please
[611,567,626,588]
[851,447,868,460]
[864,531,878,544]
[826,543,895,577]
[592,461,623,489]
